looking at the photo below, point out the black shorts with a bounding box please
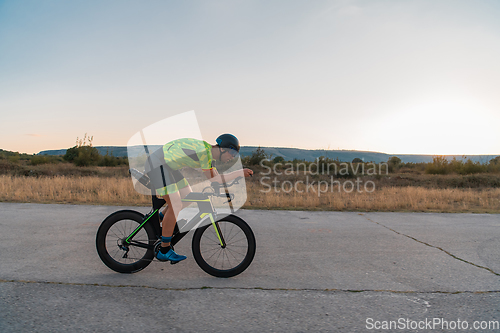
[144,148,189,195]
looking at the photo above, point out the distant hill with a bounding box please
[37,146,499,164]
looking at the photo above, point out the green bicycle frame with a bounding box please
[124,193,226,248]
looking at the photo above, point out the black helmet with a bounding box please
[216,134,240,152]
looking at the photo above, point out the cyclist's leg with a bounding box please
[146,162,182,247]
[161,190,182,247]
[179,183,193,207]
[157,189,187,262]
[160,171,192,217]
[158,196,187,261]
[172,169,193,207]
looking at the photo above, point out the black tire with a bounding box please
[192,215,255,278]
[96,210,156,273]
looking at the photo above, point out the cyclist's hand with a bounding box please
[243,168,253,177]
[211,168,220,177]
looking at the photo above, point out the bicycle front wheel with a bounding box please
[192,215,256,278]
[96,210,156,273]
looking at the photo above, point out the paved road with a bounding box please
[0,203,499,332]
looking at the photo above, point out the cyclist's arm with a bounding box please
[202,168,226,182]
[202,168,218,179]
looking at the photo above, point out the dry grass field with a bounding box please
[1,166,499,212]
[0,175,149,206]
[245,181,500,213]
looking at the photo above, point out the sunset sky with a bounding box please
[1,0,499,155]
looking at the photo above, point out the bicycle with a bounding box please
[96,169,256,278]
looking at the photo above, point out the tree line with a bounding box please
[0,134,127,167]
[3,141,499,174]
[242,147,500,175]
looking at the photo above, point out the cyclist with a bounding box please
[144,134,253,263]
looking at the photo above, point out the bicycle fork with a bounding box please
[201,213,226,248]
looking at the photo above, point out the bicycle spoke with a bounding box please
[204,247,222,260]
[226,236,247,245]
[130,246,142,259]
[197,220,252,271]
[110,246,122,260]
[226,229,243,243]
[110,229,122,239]
[224,246,246,258]
[224,224,236,242]
[213,248,224,268]
[189,214,256,278]
[203,233,220,245]
[226,244,245,256]
[119,220,127,237]
[105,220,149,264]
[201,244,224,252]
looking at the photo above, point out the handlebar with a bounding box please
[207,176,243,202]
[210,176,242,193]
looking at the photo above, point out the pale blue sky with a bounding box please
[1,0,499,155]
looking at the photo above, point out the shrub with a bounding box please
[488,157,500,173]
[7,155,20,163]
[246,147,270,166]
[30,155,50,165]
[64,146,79,162]
[387,156,402,173]
[99,151,118,167]
[425,156,493,175]
[313,156,338,175]
[64,134,101,167]
[74,146,100,167]
[460,159,486,174]
[273,156,285,164]
[425,156,449,175]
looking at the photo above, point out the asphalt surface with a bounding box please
[0,203,499,332]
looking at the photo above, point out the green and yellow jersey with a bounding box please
[162,138,214,171]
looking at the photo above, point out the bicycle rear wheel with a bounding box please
[96,210,156,273]
[192,215,256,278]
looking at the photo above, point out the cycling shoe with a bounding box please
[157,248,187,263]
